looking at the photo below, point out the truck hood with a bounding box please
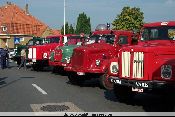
[122,40,175,54]
[74,43,115,53]
[60,45,79,52]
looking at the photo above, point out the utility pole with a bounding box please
[64,0,66,35]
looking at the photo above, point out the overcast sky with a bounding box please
[0,0,175,30]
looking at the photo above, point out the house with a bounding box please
[0,2,60,48]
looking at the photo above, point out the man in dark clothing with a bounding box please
[4,47,9,68]
[0,48,6,69]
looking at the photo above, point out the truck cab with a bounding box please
[64,30,136,89]
[109,21,175,101]
[13,37,44,66]
[28,35,64,71]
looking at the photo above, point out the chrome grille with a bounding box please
[133,52,144,79]
[122,52,131,77]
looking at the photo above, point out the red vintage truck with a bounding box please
[64,30,137,89]
[109,21,175,101]
[28,35,65,71]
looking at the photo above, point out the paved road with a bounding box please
[0,62,175,112]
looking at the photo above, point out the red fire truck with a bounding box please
[64,30,137,89]
[109,21,175,101]
[28,35,65,71]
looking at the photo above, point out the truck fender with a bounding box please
[101,58,118,73]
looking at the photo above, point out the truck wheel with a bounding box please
[99,73,114,90]
[114,84,135,102]
[52,66,59,73]
[68,73,84,85]
[32,65,38,71]
[32,65,43,71]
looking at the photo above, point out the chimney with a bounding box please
[6,1,12,5]
[25,4,29,15]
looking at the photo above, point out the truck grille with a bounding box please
[133,52,144,79]
[28,48,36,59]
[121,52,144,79]
[28,48,33,59]
[72,51,84,68]
[122,52,131,77]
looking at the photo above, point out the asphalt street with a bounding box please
[0,62,175,112]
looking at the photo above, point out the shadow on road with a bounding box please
[104,90,175,112]
[20,77,35,79]
[0,77,8,85]
[66,78,103,89]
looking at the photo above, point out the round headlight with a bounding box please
[110,62,118,74]
[65,57,71,64]
[161,65,172,79]
[96,60,101,66]
[43,53,48,59]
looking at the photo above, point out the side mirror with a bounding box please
[118,39,122,45]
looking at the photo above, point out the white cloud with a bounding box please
[165,0,175,5]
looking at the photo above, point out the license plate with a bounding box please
[62,64,67,67]
[77,72,85,76]
[32,59,36,62]
[132,87,144,93]
[29,62,33,65]
[110,78,121,85]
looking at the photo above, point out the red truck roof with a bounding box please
[144,21,175,27]
[46,35,63,38]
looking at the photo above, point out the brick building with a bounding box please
[0,2,60,48]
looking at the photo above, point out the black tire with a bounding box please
[68,73,84,85]
[52,66,59,73]
[114,84,135,102]
[99,73,114,90]
[32,64,43,71]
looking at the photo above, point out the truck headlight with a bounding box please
[110,62,118,74]
[161,65,172,79]
[65,57,71,64]
[43,53,48,59]
[96,60,101,66]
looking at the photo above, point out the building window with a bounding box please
[1,26,7,32]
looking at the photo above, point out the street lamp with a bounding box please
[64,0,66,35]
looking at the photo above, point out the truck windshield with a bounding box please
[89,35,107,43]
[141,26,175,41]
[105,35,115,44]
[45,37,60,44]
[27,40,43,46]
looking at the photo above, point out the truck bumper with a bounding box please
[64,66,104,75]
[109,77,175,90]
[49,61,68,67]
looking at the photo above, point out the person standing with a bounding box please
[0,48,7,69]
[18,48,27,70]
[4,46,9,68]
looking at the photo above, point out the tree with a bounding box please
[61,22,70,35]
[112,6,144,31]
[69,24,75,34]
[75,12,91,34]
[61,23,75,34]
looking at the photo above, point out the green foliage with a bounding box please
[69,24,75,34]
[75,12,91,34]
[112,6,144,31]
[61,22,75,34]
